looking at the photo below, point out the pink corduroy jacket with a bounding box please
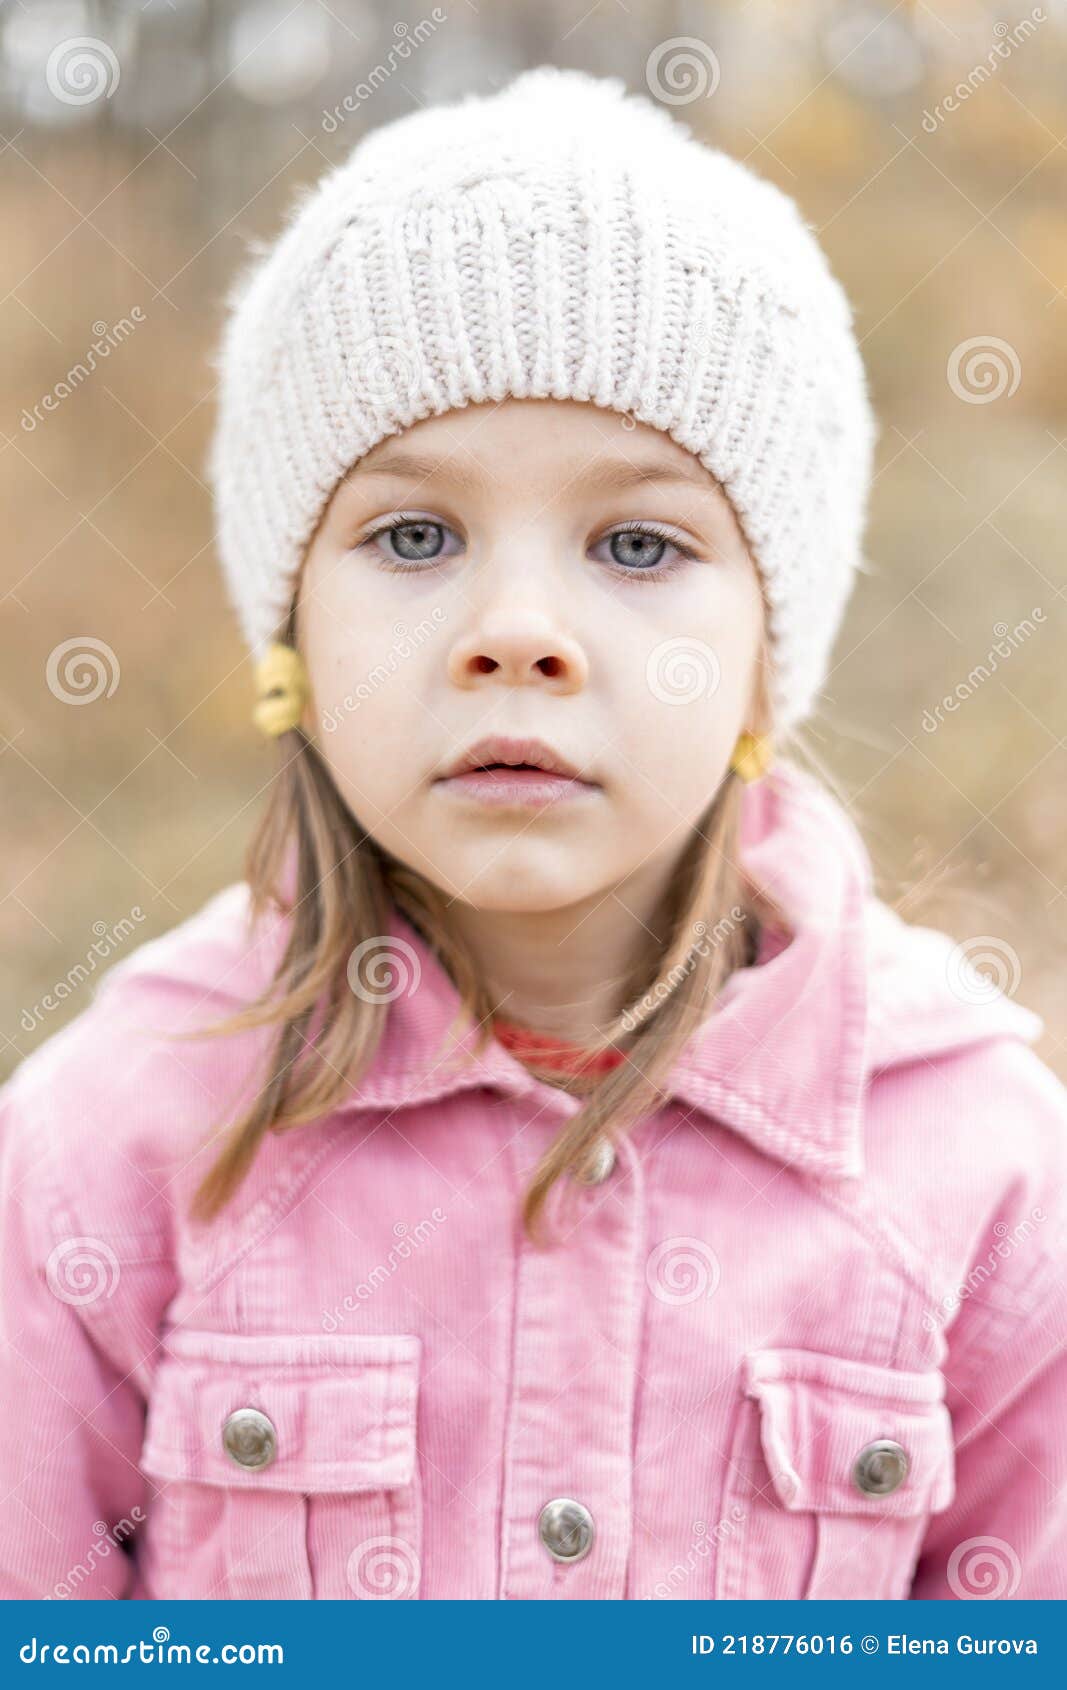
[1,759,1065,1603]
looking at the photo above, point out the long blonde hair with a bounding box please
[182,605,784,1245]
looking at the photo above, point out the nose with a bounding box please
[446,610,589,694]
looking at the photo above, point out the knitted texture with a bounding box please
[206,66,879,734]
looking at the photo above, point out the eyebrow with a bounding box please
[352,448,718,496]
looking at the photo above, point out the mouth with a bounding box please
[433,735,601,809]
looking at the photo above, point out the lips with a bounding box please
[435,735,599,808]
[439,735,590,783]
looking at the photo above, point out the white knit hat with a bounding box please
[206,66,878,734]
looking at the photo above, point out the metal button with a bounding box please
[538,1496,595,1562]
[222,1407,277,1470]
[572,1136,616,1186]
[852,1439,908,1496]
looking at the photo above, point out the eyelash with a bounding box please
[356,515,699,582]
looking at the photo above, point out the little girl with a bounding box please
[2,68,1065,1604]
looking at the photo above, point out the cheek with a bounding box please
[308,642,423,809]
[619,586,760,726]
[625,697,740,823]
[612,564,761,680]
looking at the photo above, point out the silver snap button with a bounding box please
[222,1407,277,1470]
[852,1439,908,1496]
[538,1496,595,1562]
[573,1136,616,1186]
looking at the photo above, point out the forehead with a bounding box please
[342,398,723,503]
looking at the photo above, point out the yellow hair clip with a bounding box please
[729,730,773,783]
[252,642,309,737]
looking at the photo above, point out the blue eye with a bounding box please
[383,520,445,560]
[591,523,695,579]
[609,529,666,568]
[360,516,463,569]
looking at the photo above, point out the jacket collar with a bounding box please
[322,759,1042,1183]
[205,761,1038,1185]
[337,760,871,1177]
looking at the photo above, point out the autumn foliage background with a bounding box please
[2,0,1065,1081]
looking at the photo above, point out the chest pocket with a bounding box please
[715,1347,956,1600]
[139,1330,422,1600]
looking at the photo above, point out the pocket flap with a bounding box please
[141,1331,420,1492]
[742,1347,955,1518]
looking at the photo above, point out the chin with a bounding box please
[447,860,604,917]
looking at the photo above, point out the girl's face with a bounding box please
[296,399,765,915]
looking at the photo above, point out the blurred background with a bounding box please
[2,0,1065,1081]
